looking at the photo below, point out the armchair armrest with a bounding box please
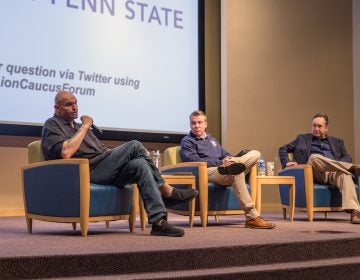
[161,161,208,182]
[279,164,313,181]
[278,164,314,208]
[161,162,208,199]
[161,162,208,226]
[22,158,90,217]
[161,162,257,203]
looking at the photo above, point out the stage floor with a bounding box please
[1,211,360,258]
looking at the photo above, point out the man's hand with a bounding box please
[62,115,93,159]
[286,161,298,167]
[222,156,234,166]
[80,115,93,129]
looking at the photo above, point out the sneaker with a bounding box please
[245,216,275,229]
[151,220,185,237]
[218,162,246,175]
[351,210,360,224]
[169,188,198,201]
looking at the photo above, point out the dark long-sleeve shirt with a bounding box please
[180,131,230,167]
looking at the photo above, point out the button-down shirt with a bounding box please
[310,136,335,160]
[41,115,111,170]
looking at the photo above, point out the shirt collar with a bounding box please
[312,135,328,141]
[53,114,75,127]
[190,131,208,140]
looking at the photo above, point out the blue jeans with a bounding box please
[90,140,166,223]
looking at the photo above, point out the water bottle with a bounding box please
[257,156,266,176]
[152,150,161,168]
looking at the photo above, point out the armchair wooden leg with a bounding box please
[128,216,135,233]
[324,212,328,219]
[307,209,314,222]
[282,208,287,220]
[129,184,138,233]
[80,215,89,237]
[199,189,208,227]
[129,197,137,233]
[72,223,76,230]
[200,212,208,227]
[25,216,32,234]
[139,198,147,231]
[133,184,147,231]
[80,221,89,237]
[215,215,220,223]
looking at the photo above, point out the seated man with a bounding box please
[180,110,275,229]
[278,113,360,224]
[41,91,198,237]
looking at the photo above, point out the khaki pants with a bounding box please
[307,154,360,211]
[207,150,261,220]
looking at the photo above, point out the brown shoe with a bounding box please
[351,210,360,224]
[349,165,360,176]
[245,216,275,229]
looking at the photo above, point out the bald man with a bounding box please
[41,91,198,237]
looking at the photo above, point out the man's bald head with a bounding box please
[54,91,78,121]
[55,91,74,106]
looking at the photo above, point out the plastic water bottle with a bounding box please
[258,156,266,176]
[152,150,161,168]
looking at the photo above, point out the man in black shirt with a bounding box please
[42,91,198,237]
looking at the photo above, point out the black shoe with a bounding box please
[163,188,198,207]
[218,162,246,175]
[235,149,251,157]
[169,188,198,201]
[151,220,185,237]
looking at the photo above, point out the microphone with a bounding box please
[80,116,103,135]
[91,123,103,135]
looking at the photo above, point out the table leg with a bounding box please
[289,183,295,222]
[256,181,262,215]
[189,198,195,227]
[188,182,195,227]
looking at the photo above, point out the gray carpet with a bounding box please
[1,212,360,279]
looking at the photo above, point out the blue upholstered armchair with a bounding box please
[22,140,138,236]
[278,164,359,221]
[159,146,257,227]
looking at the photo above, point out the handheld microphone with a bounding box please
[80,116,103,135]
[91,123,103,135]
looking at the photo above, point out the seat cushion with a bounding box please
[313,183,359,208]
[207,183,246,210]
[280,182,359,208]
[89,184,133,216]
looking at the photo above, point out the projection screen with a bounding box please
[0,0,204,142]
